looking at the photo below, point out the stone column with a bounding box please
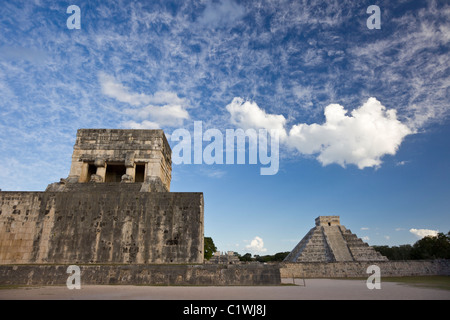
[67,152,83,183]
[146,158,161,180]
[121,166,135,183]
[78,162,89,183]
[92,158,106,182]
[121,152,135,183]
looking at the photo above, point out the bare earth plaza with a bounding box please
[0,129,449,302]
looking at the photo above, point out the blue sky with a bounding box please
[0,0,449,255]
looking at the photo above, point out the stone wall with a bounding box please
[0,264,281,286]
[0,189,204,265]
[281,260,450,278]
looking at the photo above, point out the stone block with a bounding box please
[0,264,281,286]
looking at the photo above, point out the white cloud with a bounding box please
[292,85,314,108]
[361,236,370,241]
[121,120,160,129]
[288,97,412,169]
[410,228,439,239]
[226,97,412,169]
[245,236,267,253]
[226,97,287,139]
[98,73,190,128]
[98,72,151,106]
[361,227,369,230]
[124,104,189,127]
[146,91,188,106]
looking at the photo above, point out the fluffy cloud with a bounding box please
[245,236,267,253]
[226,97,287,139]
[99,72,151,106]
[123,103,189,128]
[410,228,439,239]
[99,73,190,128]
[121,120,160,130]
[288,97,412,169]
[226,97,412,169]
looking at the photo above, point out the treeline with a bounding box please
[204,236,290,262]
[373,232,450,260]
[236,252,290,262]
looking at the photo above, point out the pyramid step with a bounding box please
[284,216,389,263]
[323,226,353,261]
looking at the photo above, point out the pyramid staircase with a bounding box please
[284,216,388,262]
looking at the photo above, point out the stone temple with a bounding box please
[0,129,204,265]
[284,216,388,262]
[47,128,172,192]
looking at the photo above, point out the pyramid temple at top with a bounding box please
[284,216,388,262]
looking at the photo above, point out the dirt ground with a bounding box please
[1,278,449,300]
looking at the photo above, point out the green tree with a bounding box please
[273,251,290,261]
[372,245,412,260]
[236,251,290,262]
[254,252,290,262]
[410,232,450,260]
[239,253,253,262]
[204,237,217,261]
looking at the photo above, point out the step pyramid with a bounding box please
[284,216,388,262]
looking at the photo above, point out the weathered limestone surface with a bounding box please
[0,264,281,286]
[284,216,388,262]
[48,129,172,192]
[323,226,353,261]
[281,260,450,278]
[207,251,241,264]
[0,129,207,266]
[286,227,334,262]
[0,189,204,264]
